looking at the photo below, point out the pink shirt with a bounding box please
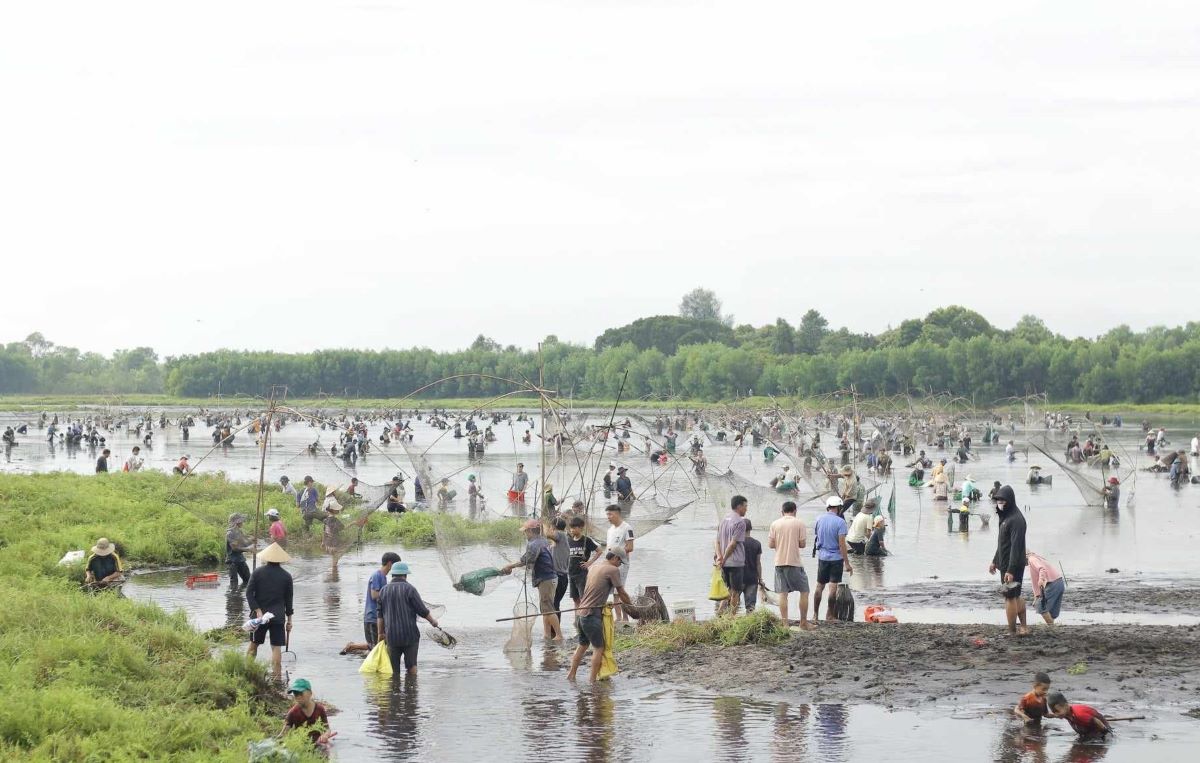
[269,520,287,543]
[767,515,807,568]
[1026,553,1061,596]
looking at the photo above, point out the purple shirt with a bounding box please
[718,511,747,567]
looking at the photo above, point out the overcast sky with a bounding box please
[2,1,1198,357]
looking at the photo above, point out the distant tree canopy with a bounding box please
[594,316,736,354]
[3,309,1200,405]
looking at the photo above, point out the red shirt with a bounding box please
[1063,704,1105,736]
[1018,691,1047,720]
[269,520,287,543]
[285,702,329,744]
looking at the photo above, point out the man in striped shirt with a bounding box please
[377,563,440,676]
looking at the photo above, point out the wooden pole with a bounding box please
[251,386,285,570]
[538,344,546,516]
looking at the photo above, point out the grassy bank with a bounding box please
[615,609,792,654]
[4,393,1200,417]
[0,472,514,761]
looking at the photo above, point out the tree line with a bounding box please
[2,306,1199,404]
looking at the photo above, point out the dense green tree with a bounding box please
[796,309,829,354]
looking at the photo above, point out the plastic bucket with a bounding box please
[671,599,696,622]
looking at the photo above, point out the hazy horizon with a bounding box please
[3,1,1199,357]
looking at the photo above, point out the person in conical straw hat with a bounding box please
[247,542,293,679]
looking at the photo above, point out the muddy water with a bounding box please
[6,409,1200,759]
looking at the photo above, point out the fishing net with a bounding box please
[397,437,439,507]
[1030,438,1133,508]
[504,600,539,652]
[431,512,522,595]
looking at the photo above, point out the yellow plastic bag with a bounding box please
[598,604,619,680]
[358,641,393,675]
[708,566,730,601]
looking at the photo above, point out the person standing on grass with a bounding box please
[267,508,287,548]
[280,475,297,501]
[297,476,320,531]
[989,484,1029,636]
[768,501,813,629]
[566,548,635,683]
[377,563,440,676]
[714,495,749,615]
[246,543,294,680]
[811,496,852,622]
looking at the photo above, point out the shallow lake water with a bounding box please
[5,408,1200,760]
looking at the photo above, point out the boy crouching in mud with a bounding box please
[1013,672,1051,724]
[1047,692,1113,740]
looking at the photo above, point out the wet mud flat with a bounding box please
[620,623,1200,712]
[865,577,1200,615]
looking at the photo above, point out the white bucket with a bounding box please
[671,599,696,622]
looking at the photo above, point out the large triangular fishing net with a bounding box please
[1029,437,1135,508]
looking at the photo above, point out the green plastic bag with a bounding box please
[708,566,730,601]
[359,641,392,675]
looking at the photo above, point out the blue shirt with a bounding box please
[522,537,557,586]
[363,569,388,623]
[814,512,848,562]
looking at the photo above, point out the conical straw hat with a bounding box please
[257,542,291,564]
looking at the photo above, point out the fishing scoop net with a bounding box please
[432,513,523,596]
[504,601,539,652]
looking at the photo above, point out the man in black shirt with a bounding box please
[95,448,111,473]
[988,485,1028,636]
[246,543,294,679]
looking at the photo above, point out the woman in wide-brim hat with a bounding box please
[86,537,124,586]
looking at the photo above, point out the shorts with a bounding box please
[536,579,557,614]
[252,617,286,646]
[847,541,865,555]
[364,621,379,647]
[816,559,844,585]
[1036,578,1065,618]
[774,566,810,594]
[568,574,588,600]
[1003,566,1025,600]
[721,566,745,594]
[618,562,629,587]
[743,581,759,611]
[576,613,605,649]
[387,642,419,672]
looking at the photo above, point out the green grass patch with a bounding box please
[0,471,507,760]
[618,609,792,653]
[5,393,1200,417]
